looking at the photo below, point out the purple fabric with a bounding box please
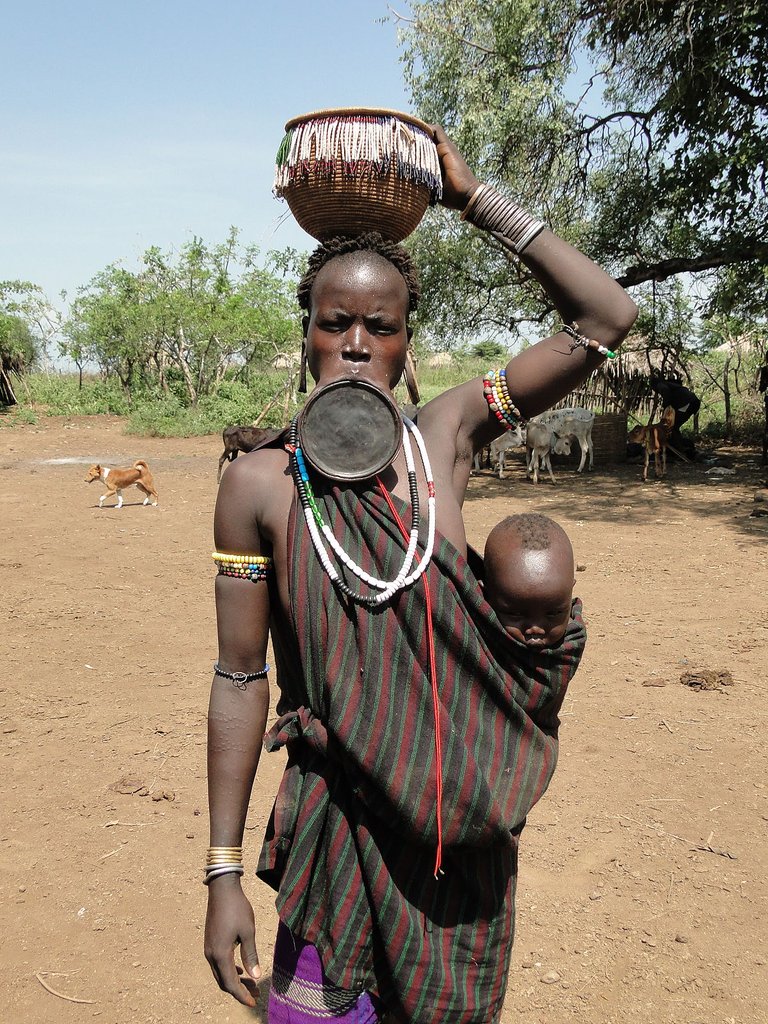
[268,920,381,1023]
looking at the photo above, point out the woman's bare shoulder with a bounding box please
[214,446,292,549]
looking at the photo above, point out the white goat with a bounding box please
[472,423,525,477]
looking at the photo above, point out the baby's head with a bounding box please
[483,513,575,649]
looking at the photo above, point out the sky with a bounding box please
[1,0,415,310]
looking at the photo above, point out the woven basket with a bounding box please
[274,108,441,243]
[591,412,628,463]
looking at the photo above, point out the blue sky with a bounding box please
[1,0,414,308]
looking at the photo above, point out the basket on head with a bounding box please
[273,107,442,243]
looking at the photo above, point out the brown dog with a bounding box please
[85,460,159,508]
[627,406,676,481]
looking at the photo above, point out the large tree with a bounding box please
[394,0,767,342]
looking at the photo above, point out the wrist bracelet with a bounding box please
[561,322,617,360]
[460,184,487,221]
[462,183,545,254]
[203,865,245,886]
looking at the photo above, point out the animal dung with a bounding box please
[680,669,735,691]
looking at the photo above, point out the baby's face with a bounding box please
[485,548,574,648]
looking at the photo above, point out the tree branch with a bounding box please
[618,242,768,287]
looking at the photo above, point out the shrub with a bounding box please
[23,373,131,415]
[0,406,38,427]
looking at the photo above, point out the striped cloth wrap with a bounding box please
[257,480,586,1023]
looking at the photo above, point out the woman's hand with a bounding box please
[432,125,481,212]
[204,875,262,1007]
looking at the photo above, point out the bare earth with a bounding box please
[2,415,767,1024]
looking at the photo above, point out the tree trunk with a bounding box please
[722,356,732,440]
[0,365,18,405]
[173,326,198,405]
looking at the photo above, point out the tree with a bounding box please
[0,281,57,404]
[62,231,302,404]
[394,0,768,340]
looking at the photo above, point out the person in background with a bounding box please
[650,370,701,457]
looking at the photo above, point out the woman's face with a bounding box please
[304,252,410,394]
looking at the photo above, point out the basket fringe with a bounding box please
[274,115,442,199]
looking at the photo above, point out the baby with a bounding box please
[483,512,577,649]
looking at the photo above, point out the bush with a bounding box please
[0,406,38,427]
[23,373,131,415]
[126,397,217,437]
[125,374,301,437]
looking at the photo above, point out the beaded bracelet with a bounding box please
[213,662,270,688]
[483,369,525,430]
[212,551,273,583]
[462,184,545,254]
[560,322,617,359]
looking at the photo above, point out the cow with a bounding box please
[627,406,676,481]
[538,407,595,473]
[218,425,281,483]
[472,423,525,477]
[489,423,525,478]
[525,421,557,485]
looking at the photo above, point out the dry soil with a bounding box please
[1,416,767,1024]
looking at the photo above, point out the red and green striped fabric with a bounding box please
[257,481,585,1022]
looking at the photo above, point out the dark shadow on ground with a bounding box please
[465,442,768,546]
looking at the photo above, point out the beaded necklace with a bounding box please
[288,416,436,606]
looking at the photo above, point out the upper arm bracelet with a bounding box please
[212,551,273,583]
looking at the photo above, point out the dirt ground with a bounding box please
[1,414,767,1024]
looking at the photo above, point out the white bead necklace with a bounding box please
[292,416,436,606]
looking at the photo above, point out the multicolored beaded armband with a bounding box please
[483,368,525,430]
[212,551,272,583]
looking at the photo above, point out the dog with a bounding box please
[85,460,159,508]
[627,406,676,481]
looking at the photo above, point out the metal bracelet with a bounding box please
[203,864,245,886]
[462,184,545,254]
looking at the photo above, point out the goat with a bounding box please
[490,423,525,478]
[538,407,595,472]
[218,425,280,483]
[627,406,676,481]
[472,424,525,477]
[472,447,490,474]
[525,421,556,484]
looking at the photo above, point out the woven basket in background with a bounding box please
[591,412,628,463]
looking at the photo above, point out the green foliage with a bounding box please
[1,280,60,406]
[25,373,132,415]
[0,312,38,371]
[394,0,768,339]
[61,230,302,405]
[470,339,507,361]
[0,406,38,427]
[126,373,299,437]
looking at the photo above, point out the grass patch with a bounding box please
[0,406,38,427]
